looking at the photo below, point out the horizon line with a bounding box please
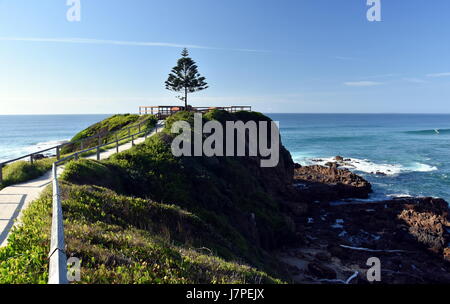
[2,112,450,116]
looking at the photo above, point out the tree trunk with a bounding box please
[184,87,188,109]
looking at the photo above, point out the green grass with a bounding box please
[0,186,52,283]
[0,110,293,284]
[0,158,55,190]
[0,183,281,284]
[63,110,295,274]
[61,114,157,154]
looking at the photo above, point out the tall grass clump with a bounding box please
[0,158,54,190]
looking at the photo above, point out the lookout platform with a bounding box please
[138,105,252,119]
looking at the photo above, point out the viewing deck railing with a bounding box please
[138,105,252,118]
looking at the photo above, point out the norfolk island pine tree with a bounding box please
[165,48,209,109]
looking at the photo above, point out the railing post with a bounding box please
[96,147,100,161]
[131,134,135,146]
[30,155,34,164]
[116,134,119,153]
[0,163,3,184]
[56,146,60,161]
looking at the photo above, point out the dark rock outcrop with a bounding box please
[293,165,372,201]
[282,194,450,283]
[283,162,450,284]
[307,262,337,279]
[334,156,344,162]
[32,154,46,160]
[397,197,449,253]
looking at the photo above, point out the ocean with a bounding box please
[1,113,449,204]
[0,115,110,162]
[268,114,450,203]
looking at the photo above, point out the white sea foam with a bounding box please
[295,155,438,176]
[405,163,438,172]
[0,139,69,163]
[388,193,413,198]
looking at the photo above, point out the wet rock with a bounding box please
[335,156,344,162]
[315,251,332,262]
[307,262,337,279]
[325,162,340,168]
[293,165,372,200]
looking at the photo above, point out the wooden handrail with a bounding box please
[0,116,155,184]
[139,105,252,116]
[48,122,162,284]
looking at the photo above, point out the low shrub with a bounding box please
[0,158,54,190]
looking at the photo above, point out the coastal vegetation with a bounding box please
[61,113,157,154]
[0,110,294,283]
[0,158,54,190]
[0,114,157,191]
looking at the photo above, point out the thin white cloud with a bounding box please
[0,37,270,53]
[403,78,427,84]
[344,81,382,87]
[426,72,450,78]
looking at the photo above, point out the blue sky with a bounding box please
[0,0,449,114]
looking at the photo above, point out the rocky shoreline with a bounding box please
[281,159,450,284]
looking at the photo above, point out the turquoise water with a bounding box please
[268,114,450,203]
[0,115,110,162]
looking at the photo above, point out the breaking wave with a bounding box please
[294,155,437,176]
[405,128,450,135]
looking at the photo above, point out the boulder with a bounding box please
[293,165,372,200]
[32,154,46,161]
[444,248,450,262]
[334,156,344,162]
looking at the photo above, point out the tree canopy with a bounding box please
[165,48,208,108]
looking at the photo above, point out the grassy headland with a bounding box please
[0,110,295,283]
